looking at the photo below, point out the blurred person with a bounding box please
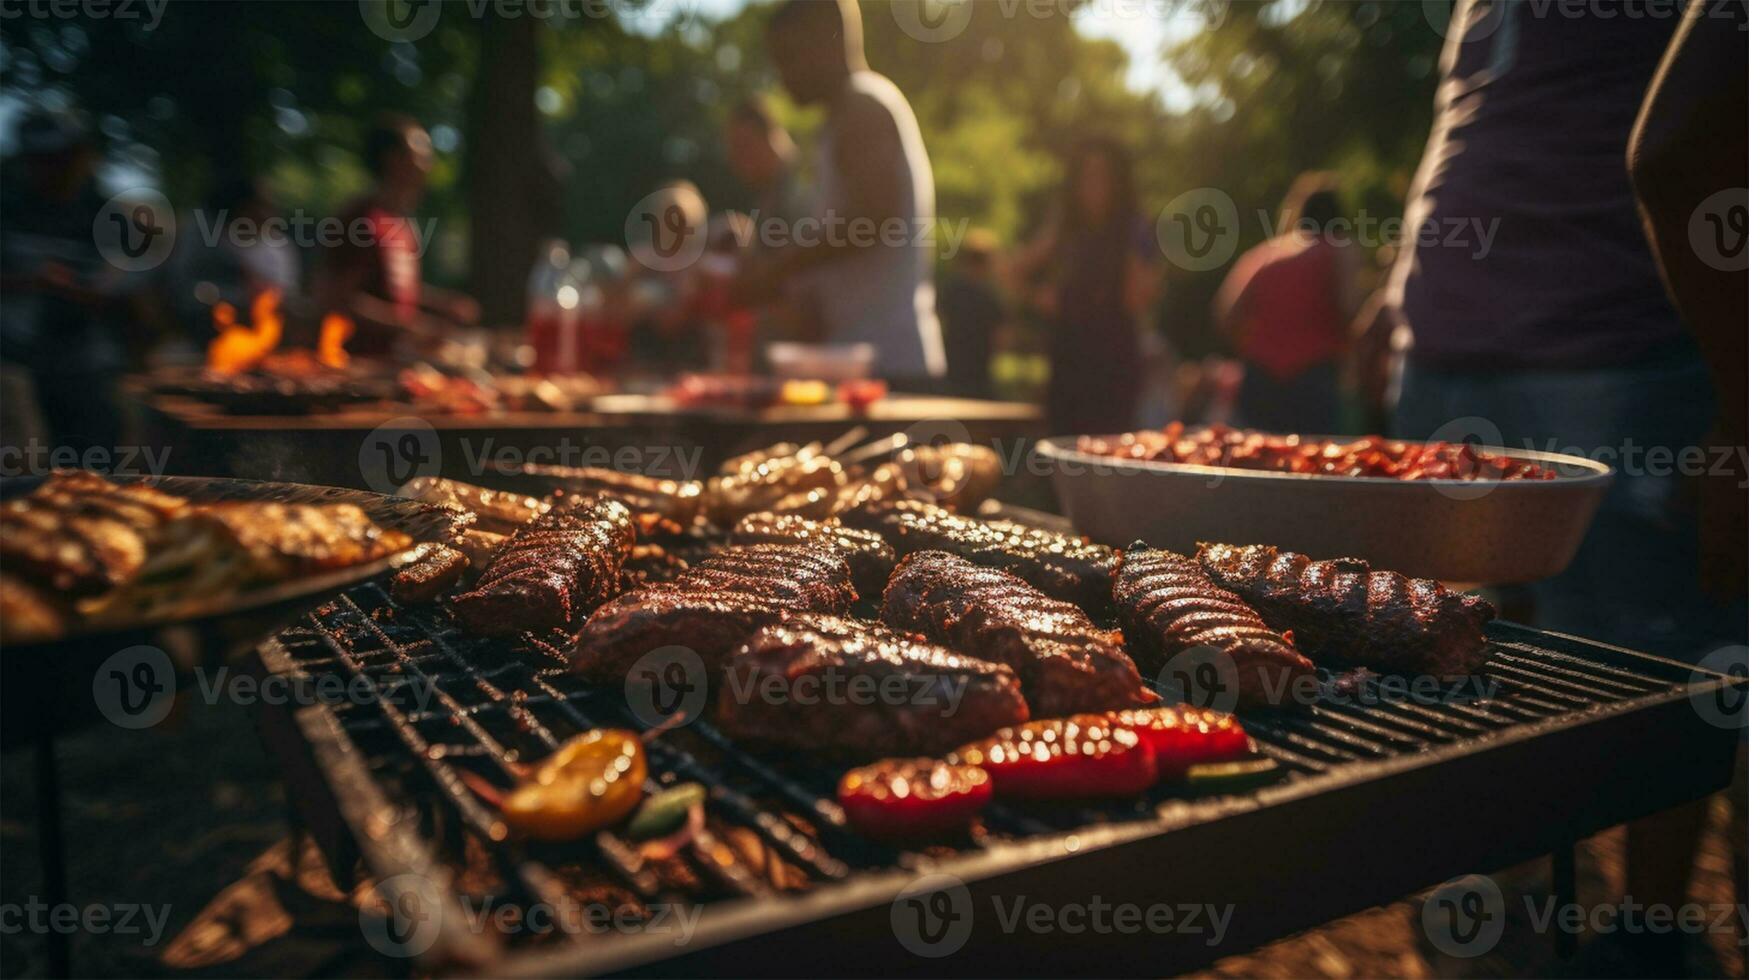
[1628,0,1749,958]
[315,114,479,358]
[724,96,804,244]
[936,229,1003,399]
[0,109,147,457]
[168,174,301,342]
[738,0,946,387]
[1011,137,1160,434]
[1389,3,1746,965]
[1214,173,1363,434]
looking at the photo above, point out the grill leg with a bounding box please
[1551,842,1576,960]
[35,737,71,978]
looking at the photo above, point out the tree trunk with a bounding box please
[465,12,543,330]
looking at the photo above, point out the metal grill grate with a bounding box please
[252,575,1743,976]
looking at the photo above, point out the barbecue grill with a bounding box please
[252,569,1745,977]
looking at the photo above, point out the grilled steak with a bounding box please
[1196,543,1497,677]
[881,551,1154,716]
[1113,544,1315,709]
[572,544,856,680]
[731,512,896,598]
[391,543,469,603]
[717,615,1029,758]
[451,495,634,636]
[511,464,703,532]
[842,499,1114,611]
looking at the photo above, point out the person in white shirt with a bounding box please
[734,0,946,387]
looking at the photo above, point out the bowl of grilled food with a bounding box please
[0,471,470,646]
[1038,423,1614,585]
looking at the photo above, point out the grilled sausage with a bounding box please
[881,550,1154,716]
[450,495,635,636]
[1113,544,1315,710]
[1196,543,1496,678]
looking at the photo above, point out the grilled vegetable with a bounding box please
[1105,707,1252,781]
[1183,757,1281,795]
[952,717,1157,800]
[838,758,992,839]
[625,782,707,841]
[500,729,647,841]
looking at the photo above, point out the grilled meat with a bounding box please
[1113,544,1315,709]
[0,572,67,643]
[842,499,1115,610]
[894,443,1002,512]
[730,512,896,598]
[391,543,469,603]
[1196,543,1497,677]
[176,502,413,577]
[451,496,635,636]
[881,551,1154,716]
[399,476,548,534]
[572,544,856,680]
[621,542,690,589]
[0,471,188,595]
[706,450,843,526]
[717,614,1029,758]
[511,463,703,531]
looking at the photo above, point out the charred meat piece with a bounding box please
[842,500,1114,611]
[717,615,1029,759]
[391,543,469,603]
[0,471,188,595]
[731,512,896,598]
[1113,544,1315,710]
[451,496,635,636]
[1196,543,1497,677]
[881,551,1154,716]
[398,477,548,534]
[510,463,703,532]
[573,545,856,681]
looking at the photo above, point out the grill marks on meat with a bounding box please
[0,471,188,595]
[731,512,896,598]
[1113,544,1314,709]
[881,551,1154,716]
[451,496,634,636]
[572,544,856,680]
[1196,543,1497,678]
[391,543,469,603]
[842,499,1115,610]
[717,614,1029,759]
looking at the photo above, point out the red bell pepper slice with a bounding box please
[953,716,1158,800]
[1105,706,1252,781]
[838,758,992,839]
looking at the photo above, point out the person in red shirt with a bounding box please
[316,114,478,358]
[1214,173,1363,434]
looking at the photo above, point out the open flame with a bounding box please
[207,290,354,374]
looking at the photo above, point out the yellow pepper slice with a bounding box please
[501,729,647,841]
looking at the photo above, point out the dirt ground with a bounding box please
[2,698,1744,979]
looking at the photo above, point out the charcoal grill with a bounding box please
[251,570,1745,977]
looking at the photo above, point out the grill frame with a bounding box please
[253,584,1745,978]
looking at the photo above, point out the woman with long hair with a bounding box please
[1012,138,1161,435]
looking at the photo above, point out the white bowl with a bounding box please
[1035,437,1614,584]
[766,342,875,382]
